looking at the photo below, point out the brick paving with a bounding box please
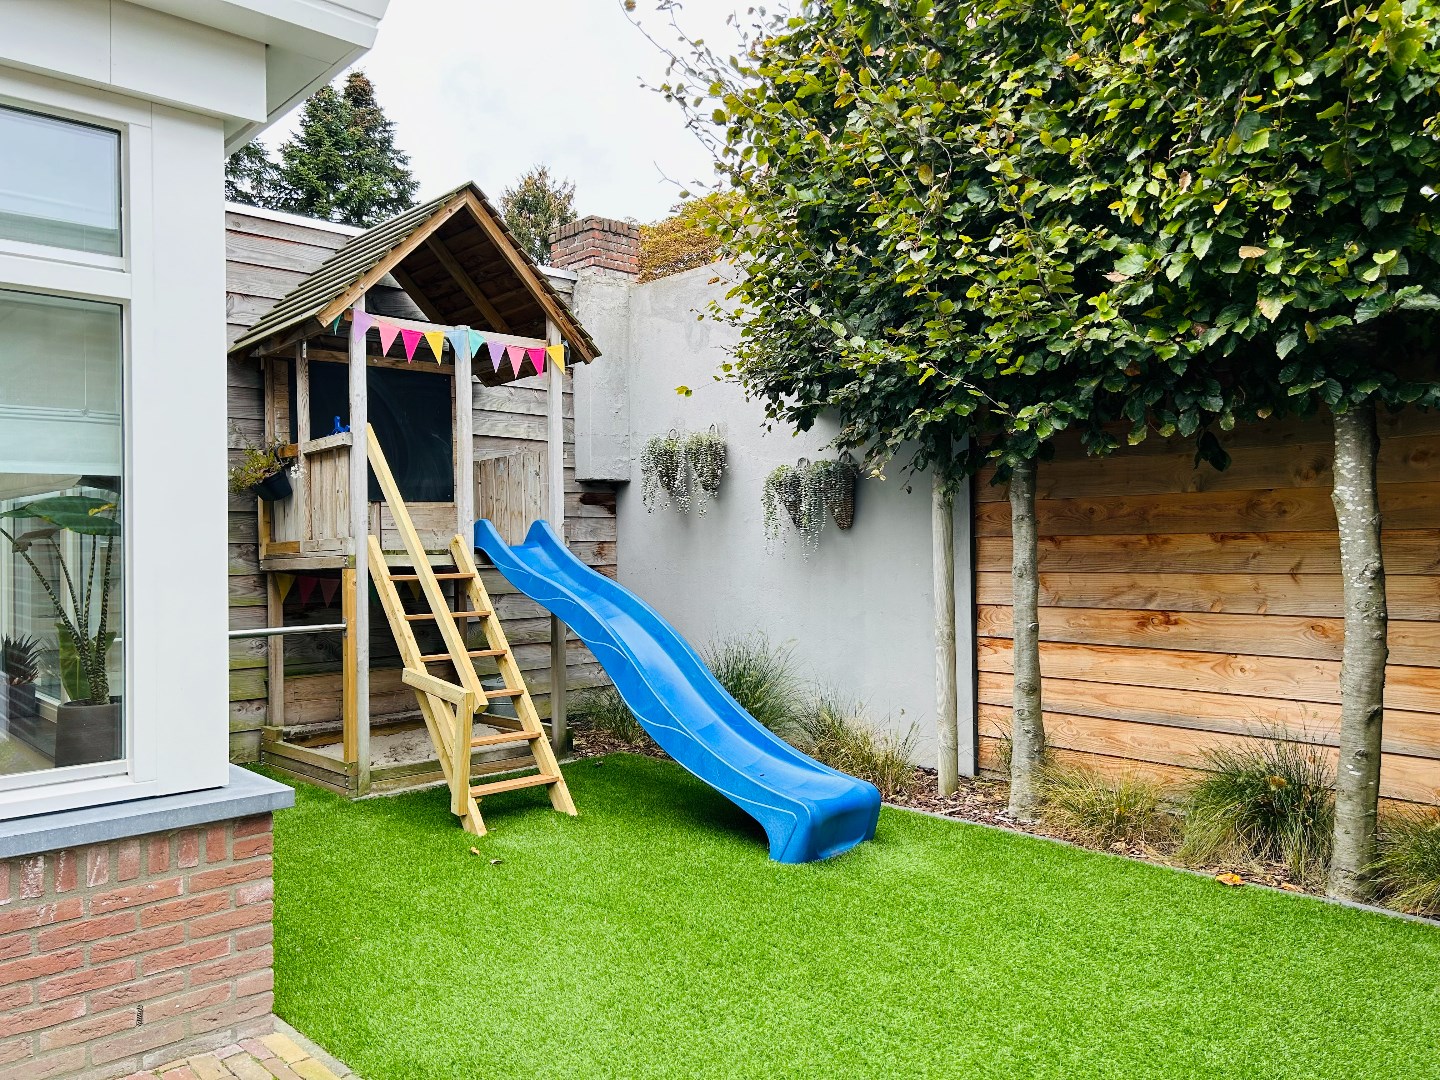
[126,1030,355,1080]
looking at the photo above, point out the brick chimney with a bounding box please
[549,216,640,277]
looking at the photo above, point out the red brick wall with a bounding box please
[550,216,641,277]
[0,814,277,1079]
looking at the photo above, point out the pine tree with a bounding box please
[224,140,281,209]
[276,71,418,227]
[499,165,577,265]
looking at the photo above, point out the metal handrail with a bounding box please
[227,623,346,640]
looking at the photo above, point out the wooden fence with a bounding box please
[973,409,1440,806]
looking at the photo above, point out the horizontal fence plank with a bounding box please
[975,605,1440,667]
[974,529,1440,576]
[973,571,1440,619]
[974,484,1440,537]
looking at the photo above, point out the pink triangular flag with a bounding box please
[377,320,401,355]
[506,344,526,377]
[319,577,340,605]
[351,310,375,339]
[297,576,318,605]
[399,328,423,362]
[527,346,546,376]
[486,340,506,372]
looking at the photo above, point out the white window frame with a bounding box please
[0,67,226,819]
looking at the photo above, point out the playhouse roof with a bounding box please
[228,181,599,362]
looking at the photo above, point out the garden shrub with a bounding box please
[1180,739,1335,883]
[1041,765,1177,850]
[1371,811,1440,917]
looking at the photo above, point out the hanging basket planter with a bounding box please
[763,454,861,554]
[640,431,690,513]
[684,427,728,512]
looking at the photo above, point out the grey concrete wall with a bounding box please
[569,262,976,772]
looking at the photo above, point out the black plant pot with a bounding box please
[54,700,121,767]
[252,469,293,502]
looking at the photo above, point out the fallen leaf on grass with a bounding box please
[1215,872,1245,887]
[469,847,481,856]
[490,858,504,866]
[1278,882,1304,892]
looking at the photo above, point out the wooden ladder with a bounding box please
[364,424,576,835]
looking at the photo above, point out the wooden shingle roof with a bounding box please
[228,182,599,361]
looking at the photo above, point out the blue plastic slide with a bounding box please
[473,519,881,863]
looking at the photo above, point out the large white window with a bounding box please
[0,106,122,257]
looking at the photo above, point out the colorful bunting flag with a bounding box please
[469,329,487,361]
[424,330,446,364]
[506,344,527,377]
[399,328,423,362]
[377,321,401,355]
[351,310,375,340]
[486,340,506,372]
[546,343,567,373]
[527,346,546,376]
[297,576,318,605]
[275,573,295,603]
[319,578,340,605]
[446,329,472,362]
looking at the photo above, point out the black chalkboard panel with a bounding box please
[304,364,455,504]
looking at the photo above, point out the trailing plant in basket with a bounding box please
[640,432,689,513]
[228,443,288,496]
[0,496,119,705]
[763,457,859,553]
[684,428,727,511]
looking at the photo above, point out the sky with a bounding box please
[264,0,751,223]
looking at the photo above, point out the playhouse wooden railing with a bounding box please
[364,424,575,835]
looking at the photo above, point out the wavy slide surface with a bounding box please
[473,520,881,863]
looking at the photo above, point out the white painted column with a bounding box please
[545,316,568,752]
[455,325,475,538]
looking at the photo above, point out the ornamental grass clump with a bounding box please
[793,693,919,801]
[703,633,805,737]
[1042,764,1178,850]
[1180,738,1335,883]
[1371,811,1440,917]
[572,684,645,745]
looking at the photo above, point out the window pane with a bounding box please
[0,107,121,256]
[0,290,124,779]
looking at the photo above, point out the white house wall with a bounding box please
[574,263,976,772]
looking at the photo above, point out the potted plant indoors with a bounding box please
[0,495,121,766]
[229,443,292,502]
[1,635,40,741]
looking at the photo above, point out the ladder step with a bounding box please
[470,730,544,749]
[470,772,560,798]
[405,609,491,621]
[482,687,525,699]
[390,571,474,581]
[419,649,506,663]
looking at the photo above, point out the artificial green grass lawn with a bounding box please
[265,755,1440,1080]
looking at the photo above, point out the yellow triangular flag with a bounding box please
[424,330,446,364]
[546,342,567,373]
[405,580,421,601]
[275,573,295,603]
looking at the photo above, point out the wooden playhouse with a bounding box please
[224,183,613,800]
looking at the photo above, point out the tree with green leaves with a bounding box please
[656,0,1440,861]
[276,71,417,227]
[224,139,281,209]
[499,164,577,265]
[1040,0,1440,900]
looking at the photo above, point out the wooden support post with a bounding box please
[545,316,567,753]
[349,295,372,795]
[455,326,475,538]
[266,573,285,733]
[341,567,359,767]
[296,341,312,544]
[933,473,958,796]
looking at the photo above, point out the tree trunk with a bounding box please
[1008,456,1046,821]
[933,474,959,796]
[1329,402,1388,901]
